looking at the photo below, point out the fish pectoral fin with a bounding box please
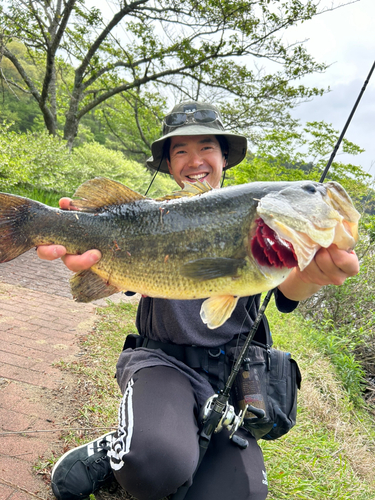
[155,180,213,201]
[70,269,120,302]
[201,295,240,329]
[72,177,146,212]
[181,257,246,281]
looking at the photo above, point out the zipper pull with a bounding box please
[266,344,271,371]
[243,357,251,371]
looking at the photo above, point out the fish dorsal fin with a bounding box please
[72,177,146,212]
[156,180,213,201]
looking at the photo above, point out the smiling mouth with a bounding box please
[186,173,208,182]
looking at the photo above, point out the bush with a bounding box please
[71,142,176,197]
[299,216,375,406]
[0,122,73,193]
[0,123,176,198]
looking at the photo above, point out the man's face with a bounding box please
[166,135,226,189]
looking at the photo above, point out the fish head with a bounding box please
[252,181,360,271]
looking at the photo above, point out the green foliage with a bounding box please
[299,216,375,406]
[0,121,73,194]
[7,185,62,207]
[302,319,366,404]
[71,141,176,197]
[0,122,175,199]
[262,304,375,499]
[227,121,373,211]
[0,41,44,132]
[91,91,168,163]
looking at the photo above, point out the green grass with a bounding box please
[55,301,138,443]
[263,303,375,499]
[56,298,375,499]
[7,184,62,206]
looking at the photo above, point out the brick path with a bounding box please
[0,250,126,500]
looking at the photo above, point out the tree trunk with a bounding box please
[64,86,81,150]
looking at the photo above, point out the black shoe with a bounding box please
[51,431,117,500]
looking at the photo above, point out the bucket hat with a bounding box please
[146,101,248,173]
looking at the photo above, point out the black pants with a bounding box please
[109,366,268,500]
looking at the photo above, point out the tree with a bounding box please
[0,0,348,151]
[0,41,44,131]
[228,120,372,203]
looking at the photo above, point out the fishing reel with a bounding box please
[199,394,265,449]
[200,394,243,436]
[200,394,256,449]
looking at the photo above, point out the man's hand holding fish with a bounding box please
[278,244,359,300]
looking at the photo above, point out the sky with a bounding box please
[285,0,375,175]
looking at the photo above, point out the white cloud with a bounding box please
[287,0,375,173]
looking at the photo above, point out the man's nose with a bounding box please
[188,152,203,168]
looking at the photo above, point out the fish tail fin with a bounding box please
[0,193,35,262]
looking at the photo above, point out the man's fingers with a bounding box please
[313,248,345,286]
[61,250,102,273]
[37,245,67,261]
[296,255,332,287]
[326,246,359,277]
[298,246,359,287]
[37,246,101,272]
[59,197,80,211]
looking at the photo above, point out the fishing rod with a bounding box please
[320,60,375,183]
[259,61,375,351]
[171,60,375,500]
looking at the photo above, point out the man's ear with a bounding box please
[165,158,173,175]
[223,153,228,167]
[166,159,173,175]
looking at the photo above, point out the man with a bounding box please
[38,101,359,500]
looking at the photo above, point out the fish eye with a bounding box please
[303,184,317,194]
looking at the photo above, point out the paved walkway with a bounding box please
[0,250,126,500]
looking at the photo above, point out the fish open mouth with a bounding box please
[251,218,298,269]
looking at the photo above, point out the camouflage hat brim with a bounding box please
[146,123,248,174]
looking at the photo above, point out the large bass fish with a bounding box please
[0,178,360,328]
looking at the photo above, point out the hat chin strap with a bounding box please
[144,158,162,196]
[220,170,226,188]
